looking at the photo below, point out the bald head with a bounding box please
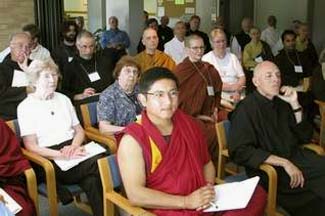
[253,61,281,99]
[9,32,31,63]
[142,28,159,53]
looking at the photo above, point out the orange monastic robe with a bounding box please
[135,50,176,73]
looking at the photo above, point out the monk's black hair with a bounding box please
[139,67,179,93]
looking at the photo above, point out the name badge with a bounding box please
[322,63,325,80]
[88,71,101,82]
[255,56,263,63]
[68,57,73,62]
[294,65,303,73]
[207,86,215,96]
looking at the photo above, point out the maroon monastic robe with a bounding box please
[0,119,35,216]
[122,110,267,216]
[174,57,222,165]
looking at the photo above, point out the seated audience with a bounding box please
[61,30,114,101]
[261,15,282,55]
[243,26,273,93]
[158,15,174,46]
[137,18,164,53]
[202,29,245,107]
[164,21,187,64]
[0,118,35,216]
[0,33,34,120]
[51,20,78,74]
[135,28,175,73]
[174,35,222,166]
[296,23,319,70]
[17,60,104,216]
[229,61,325,216]
[97,56,142,135]
[118,67,267,216]
[186,15,211,53]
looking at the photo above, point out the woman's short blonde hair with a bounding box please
[26,60,59,86]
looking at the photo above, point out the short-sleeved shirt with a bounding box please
[97,81,142,126]
[18,92,79,147]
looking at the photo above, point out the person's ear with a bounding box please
[252,76,259,87]
[137,94,147,107]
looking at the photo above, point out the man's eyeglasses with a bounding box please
[144,89,179,99]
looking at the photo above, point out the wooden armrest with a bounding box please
[21,148,58,212]
[315,100,325,106]
[85,130,117,153]
[24,168,39,216]
[303,143,325,155]
[106,191,155,216]
[259,163,278,216]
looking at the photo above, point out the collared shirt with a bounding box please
[100,28,130,49]
[97,81,141,126]
[164,36,187,64]
[30,44,52,61]
[261,26,281,55]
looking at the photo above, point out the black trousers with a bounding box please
[32,140,104,216]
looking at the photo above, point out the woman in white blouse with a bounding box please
[202,29,246,108]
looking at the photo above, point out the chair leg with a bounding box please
[73,195,92,214]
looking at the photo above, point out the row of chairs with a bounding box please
[5,99,325,216]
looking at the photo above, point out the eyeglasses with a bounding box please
[189,46,205,51]
[10,43,32,51]
[145,89,179,99]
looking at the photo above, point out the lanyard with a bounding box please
[79,56,97,75]
[191,61,213,86]
[285,49,302,66]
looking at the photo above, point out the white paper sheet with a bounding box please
[11,70,28,87]
[54,141,106,171]
[185,7,195,14]
[0,188,22,214]
[204,176,260,212]
[157,7,165,17]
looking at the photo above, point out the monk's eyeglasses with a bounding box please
[145,89,179,99]
[189,46,205,51]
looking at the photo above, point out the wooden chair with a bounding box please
[215,120,324,216]
[315,100,325,147]
[80,101,117,153]
[6,120,92,216]
[302,77,312,92]
[97,155,154,216]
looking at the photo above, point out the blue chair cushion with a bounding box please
[88,102,98,127]
[107,155,122,188]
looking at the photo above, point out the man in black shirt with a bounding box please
[0,33,34,120]
[158,15,173,47]
[233,17,253,51]
[229,61,325,216]
[61,30,114,101]
[186,15,211,53]
[52,20,78,74]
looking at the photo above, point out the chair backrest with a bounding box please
[6,119,21,138]
[216,120,231,150]
[98,154,122,193]
[80,101,98,128]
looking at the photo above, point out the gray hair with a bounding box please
[26,60,59,86]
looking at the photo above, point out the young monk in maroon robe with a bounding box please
[118,67,267,216]
[174,35,222,166]
[0,119,36,216]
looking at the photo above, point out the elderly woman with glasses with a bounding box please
[203,29,246,108]
[97,56,142,135]
[17,60,104,216]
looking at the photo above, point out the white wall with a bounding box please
[254,0,308,31]
[312,0,325,53]
[88,0,106,32]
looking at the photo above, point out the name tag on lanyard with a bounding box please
[207,86,215,96]
[68,57,73,62]
[88,71,101,82]
[255,56,263,63]
[294,65,303,73]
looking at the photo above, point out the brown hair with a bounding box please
[113,56,141,79]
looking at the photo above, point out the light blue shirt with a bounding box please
[100,29,130,49]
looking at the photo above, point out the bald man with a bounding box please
[134,27,175,72]
[0,33,34,120]
[229,61,325,216]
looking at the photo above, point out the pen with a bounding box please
[209,201,218,209]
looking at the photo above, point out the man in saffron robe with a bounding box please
[134,28,176,73]
[118,67,266,216]
[0,119,35,216]
[174,35,222,165]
